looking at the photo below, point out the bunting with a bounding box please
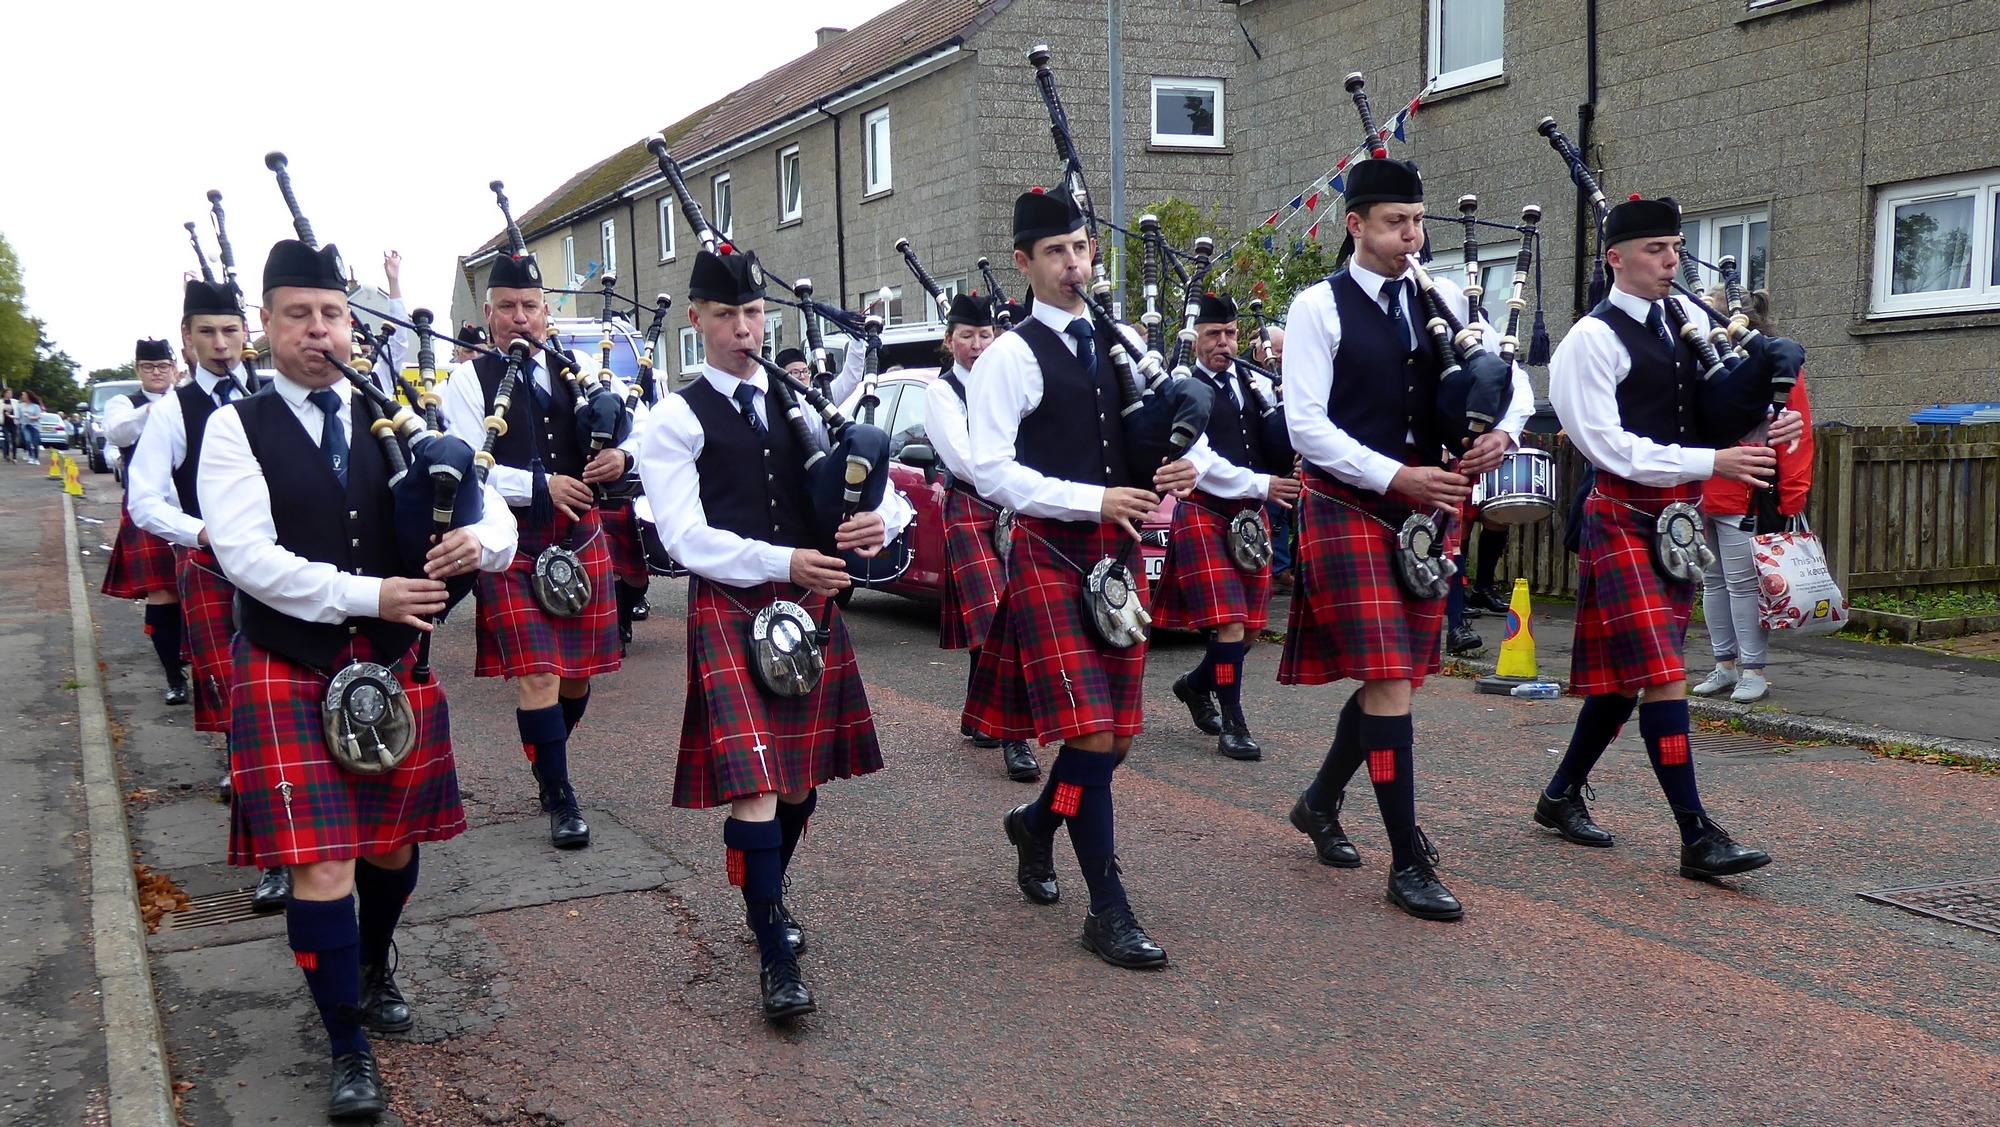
[1225,84,1431,262]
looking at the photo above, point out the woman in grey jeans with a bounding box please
[1692,291,1814,703]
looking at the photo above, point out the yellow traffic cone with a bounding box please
[63,457,84,497]
[1495,578,1537,679]
[48,452,62,479]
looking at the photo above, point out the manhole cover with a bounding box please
[1859,878,2000,936]
[157,887,275,932]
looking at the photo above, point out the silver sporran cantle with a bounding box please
[1227,508,1272,573]
[1391,513,1457,600]
[992,507,1016,562]
[531,545,592,617]
[1083,556,1150,649]
[321,662,416,776]
[748,600,825,697]
[1652,501,1715,585]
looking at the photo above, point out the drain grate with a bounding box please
[157,887,274,932]
[1690,730,1785,755]
[1859,878,2000,936]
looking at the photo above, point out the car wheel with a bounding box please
[89,441,108,473]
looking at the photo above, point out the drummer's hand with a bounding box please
[1456,430,1512,477]
[424,528,483,579]
[1265,474,1303,510]
[1713,445,1777,487]
[547,474,594,519]
[379,576,447,630]
[582,448,629,485]
[1390,466,1473,511]
[1152,457,1198,498]
[835,512,888,556]
[1101,486,1161,540]
[789,548,850,596]
[1767,408,1805,451]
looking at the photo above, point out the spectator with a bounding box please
[1691,290,1813,704]
[18,391,44,465]
[0,391,15,463]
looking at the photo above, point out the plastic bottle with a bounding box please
[1509,681,1563,699]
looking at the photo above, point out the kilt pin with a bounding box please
[225,634,464,868]
[964,515,1147,745]
[1149,491,1272,631]
[473,506,621,679]
[101,506,180,599]
[1569,474,1700,697]
[1279,475,1451,687]
[176,545,238,733]
[597,500,650,586]
[674,580,881,808]
[939,486,1008,651]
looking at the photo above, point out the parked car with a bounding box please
[37,412,72,450]
[86,380,141,472]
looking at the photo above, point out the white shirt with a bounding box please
[126,364,256,547]
[1190,361,1272,501]
[823,336,870,408]
[1283,260,1533,495]
[102,388,167,450]
[637,362,915,588]
[1549,286,1718,487]
[438,347,639,506]
[922,364,979,490]
[198,372,518,623]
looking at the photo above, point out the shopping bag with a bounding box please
[1752,517,1847,636]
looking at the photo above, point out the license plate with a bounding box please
[1145,555,1164,581]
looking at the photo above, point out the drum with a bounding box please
[1473,448,1557,525]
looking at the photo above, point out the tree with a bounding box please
[87,364,136,386]
[0,234,36,387]
[25,324,82,409]
[1121,196,1336,345]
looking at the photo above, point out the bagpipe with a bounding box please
[976,256,1013,331]
[180,194,259,397]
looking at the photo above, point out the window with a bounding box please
[778,145,803,223]
[1150,78,1224,148]
[600,217,617,278]
[1676,207,1770,298]
[863,108,892,195]
[562,235,577,288]
[1429,0,1504,90]
[678,326,706,374]
[854,286,906,327]
[853,383,901,427]
[712,173,733,239]
[1871,170,2000,316]
[766,310,785,355]
[886,380,929,457]
[657,198,676,262]
[1428,243,1519,328]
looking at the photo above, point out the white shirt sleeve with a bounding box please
[440,359,535,506]
[1281,283,1408,496]
[924,378,977,486]
[826,336,869,407]
[637,392,799,587]
[102,394,149,448]
[1549,317,1716,486]
[126,392,205,547]
[965,331,1106,522]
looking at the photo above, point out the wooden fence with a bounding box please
[1490,424,2000,601]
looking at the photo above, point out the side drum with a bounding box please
[1474,448,1557,525]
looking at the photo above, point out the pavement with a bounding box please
[28,462,2000,1126]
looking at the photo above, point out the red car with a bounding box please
[840,369,1173,603]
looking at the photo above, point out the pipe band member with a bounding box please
[101,337,189,705]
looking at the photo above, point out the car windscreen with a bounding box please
[91,382,142,410]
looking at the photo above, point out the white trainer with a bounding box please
[1691,667,1739,697]
[1730,670,1769,703]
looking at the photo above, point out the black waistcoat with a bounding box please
[233,388,418,670]
[473,353,586,482]
[1589,299,1701,447]
[1321,270,1445,469]
[678,378,818,549]
[1198,362,1268,473]
[1012,317,1133,489]
[172,383,221,519]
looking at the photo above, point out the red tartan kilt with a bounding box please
[474,508,622,680]
[1279,476,1448,687]
[675,580,882,808]
[177,546,237,733]
[226,635,465,867]
[939,488,1007,650]
[101,509,179,599]
[1149,492,1272,631]
[597,500,649,586]
[1570,475,1700,696]
[964,516,1147,745]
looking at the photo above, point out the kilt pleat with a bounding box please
[1149,492,1272,631]
[1278,476,1449,687]
[101,507,180,599]
[226,635,465,867]
[177,546,237,733]
[939,488,1007,651]
[964,516,1146,745]
[474,507,622,679]
[1570,476,1700,696]
[675,580,882,808]
[598,501,650,585]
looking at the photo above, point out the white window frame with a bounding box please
[1148,77,1225,148]
[766,309,785,354]
[856,285,905,327]
[678,326,706,374]
[1427,242,1522,330]
[657,197,676,262]
[1870,169,2000,317]
[1428,0,1505,91]
[778,145,803,223]
[863,107,892,195]
[561,235,577,288]
[1676,206,1772,299]
[712,173,733,239]
[600,217,617,278]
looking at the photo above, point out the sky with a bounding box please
[0,0,902,379]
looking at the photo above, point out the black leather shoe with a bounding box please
[1003,804,1060,905]
[1081,902,1168,969]
[541,786,591,849]
[1679,815,1772,880]
[777,899,805,954]
[1288,794,1361,868]
[628,593,649,621]
[359,961,413,1033]
[760,955,816,1022]
[1447,623,1486,657]
[1001,741,1040,781]
[1469,585,1510,614]
[1172,674,1222,735]
[1386,829,1463,921]
[251,867,290,912]
[1217,703,1261,761]
[163,680,189,705]
[218,773,233,806]
[327,1050,386,1119]
[959,721,1002,749]
[617,615,634,646]
[1535,784,1614,847]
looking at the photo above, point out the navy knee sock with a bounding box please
[1360,713,1419,869]
[1475,527,1507,590]
[517,705,570,803]
[776,789,817,874]
[354,848,420,969]
[1546,693,1638,798]
[1638,699,1706,843]
[1209,639,1248,714]
[1187,642,1222,692]
[1446,567,1468,630]
[1056,749,1126,913]
[1023,745,1086,838]
[144,603,185,685]
[724,817,788,967]
[560,690,590,735]
[1304,691,1364,813]
[286,893,366,1058]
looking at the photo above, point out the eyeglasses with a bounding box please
[136,362,177,373]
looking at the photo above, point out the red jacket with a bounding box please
[1703,372,1814,517]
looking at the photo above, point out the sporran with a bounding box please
[531,544,593,617]
[1226,508,1272,573]
[747,599,826,697]
[320,662,416,776]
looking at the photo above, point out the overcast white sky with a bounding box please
[0,0,901,379]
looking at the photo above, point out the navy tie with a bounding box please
[213,380,234,407]
[1647,303,1675,352]
[1384,279,1414,351]
[1066,317,1100,381]
[530,369,552,414]
[733,382,767,439]
[306,388,348,486]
